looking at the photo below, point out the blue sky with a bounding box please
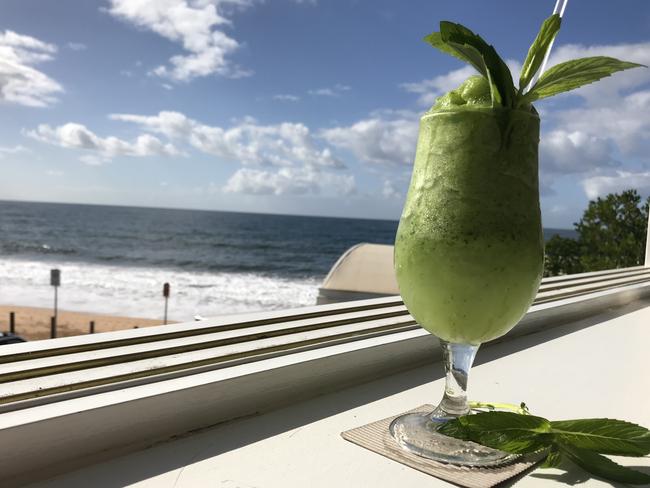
[0,0,649,227]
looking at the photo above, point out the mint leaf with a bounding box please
[437,21,490,79]
[523,56,645,103]
[440,21,516,108]
[423,32,479,69]
[423,29,495,105]
[540,446,563,468]
[551,418,650,456]
[439,412,552,454]
[437,418,472,441]
[519,14,562,90]
[559,443,650,485]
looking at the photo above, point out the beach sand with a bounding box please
[0,305,171,341]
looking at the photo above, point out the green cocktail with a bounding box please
[389,15,641,466]
[395,77,543,346]
[390,77,543,466]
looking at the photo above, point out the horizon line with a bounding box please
[0,197,403,224]
[0,197,576,231]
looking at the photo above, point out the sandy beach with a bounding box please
[0,305,171,341]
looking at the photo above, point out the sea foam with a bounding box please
[0,258,320,321]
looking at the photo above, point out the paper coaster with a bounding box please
[341,405,544,488]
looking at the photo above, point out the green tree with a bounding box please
[575,189,649,272]
[544,234,583,277]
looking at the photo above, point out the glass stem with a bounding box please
[432,341,479,419]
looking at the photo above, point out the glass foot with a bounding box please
[389,412,518,467]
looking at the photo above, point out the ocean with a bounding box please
[0,200,577,321]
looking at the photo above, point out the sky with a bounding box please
[0,0,649,228]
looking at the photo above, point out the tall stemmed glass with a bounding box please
[390,106,544,466]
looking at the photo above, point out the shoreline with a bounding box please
[0,305,172,341]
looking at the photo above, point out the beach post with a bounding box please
[50,269,61,328]
[9,312,15,334]
[50,316,57,339]
[163,282,170,325]
[90,321,95,334]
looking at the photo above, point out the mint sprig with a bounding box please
[439,411,650,484]
[424,14,645,109]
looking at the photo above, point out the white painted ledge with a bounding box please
[0,267,649,486]
[35,301,650,488]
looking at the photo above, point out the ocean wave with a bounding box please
[0,258,321,321]
[1,242,78,256]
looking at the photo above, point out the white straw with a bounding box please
[551,0,561,15]
[526,0,569,91]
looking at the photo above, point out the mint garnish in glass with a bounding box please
[424,14,644,109]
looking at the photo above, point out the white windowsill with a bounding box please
[0,267,649,487]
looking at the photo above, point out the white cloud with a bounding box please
[539,173,556,197]
[66,42,87,51]
[308,84,351,97]
[107,0,252,82]
[25,122,181,161]
[550,90,650,160]
[381,179,403,200]
[111,110,344,168]
[79,154,110,166]
[0,144,29,157]
[110,110,354,198]
[534,42,650,194]
[582,171,650,199]
[539,43,650,163]
[111,111,193,139]
[321,111,418,166]
[224,166,355,196]
[0,30,63,107]
[0,30,56,63]
[272,94,300,102]
[540,130,617,174]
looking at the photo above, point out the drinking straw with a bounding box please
[526,0,569,91]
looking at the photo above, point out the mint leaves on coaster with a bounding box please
[438,411,650,484]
